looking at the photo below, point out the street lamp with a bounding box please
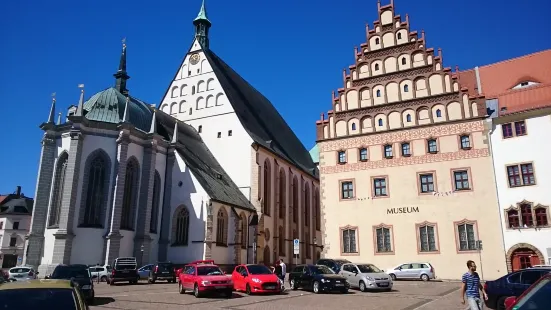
[140,245,145,266]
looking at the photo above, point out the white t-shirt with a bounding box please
[280,262,286,276]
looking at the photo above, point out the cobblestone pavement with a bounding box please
[90,280,468,310]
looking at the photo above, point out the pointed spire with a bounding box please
[114,38,130,95]
[122,96,130,122]
[75,84,85,116]
[57,112,62,125]
[149,111,157,134]
[193,0,211,49]
[194,0,210,24]
[48,92,56,123]
[171,121,179,144]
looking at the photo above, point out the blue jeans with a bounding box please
[467,297,483,310]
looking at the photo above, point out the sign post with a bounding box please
[293,239,300,266]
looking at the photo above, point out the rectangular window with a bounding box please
[514,121,526,136]
[359,148,368,161]
[453,170,471,191]
[228,130,232,136]
[338,151,347,164]
[457,223,477,251]
[384,145,393,158]
[401,143,411,156]
[418,225,437,252]
[341,228,357,253]
[9,237,16,247]
[341,181,354,199]
[13,222,19,230]
[460,135,471,150]
[427,139,438,153]
[373,178,388,197]
[502,121,527,138]
[507,163,536,187]
[502,123,513,138]
[375,227,392,253]
[419,173,435,193]
[217,132,221,138]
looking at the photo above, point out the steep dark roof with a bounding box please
[202,49,318,178]
[0,196,33,215]
[155,110,255,212]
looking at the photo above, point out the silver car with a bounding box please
[386,262,435,281]
[8,266,38,281]
[339,263,392,292]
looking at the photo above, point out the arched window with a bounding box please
[48,153,68,227]
[150,171,161,233]
[263,160,271,216]
[535,207,548,227]
[401,57,406,65]
[375,64,380,71]
[520,204,533,227]
[404,84,409,92]
[305,232,311,258]
[376,89,381,97]
[397,33,402,40]
[292,177,298,223]
[406,114,412,122]
[314,188,320,231]
[351,123,356,131]
[216,208,227,245]
[378,119,383,127]
[507,209,520,228]
[304,184,310,227]
[81,150,110,227]
[279,169,286,219]
[173,206,190,245]
[375,38,380,45]
[436,109,442,118]
[121,158,139,230]
[240,213,247,249]
[278,226,285,256]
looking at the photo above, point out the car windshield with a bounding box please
[0,288,78,310]
[513,277,551,309]
[357,264,382,273]
[311,265,335,275]
[197,266,224,276]
[9,268,30,274]
[52,266,90,279]
[247,265,272,275]
[157,264,173,272]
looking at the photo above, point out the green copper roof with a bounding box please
[309,144,319,164]
[193,0,210,24]
[83,87,152,132]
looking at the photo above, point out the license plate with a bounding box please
[122,270,129,273]
[14,275,24,278]
[215,286,226,289]
[265,286,276,290]
[162,272,169,274]
[335,283,344,286]
[379,283,389,287]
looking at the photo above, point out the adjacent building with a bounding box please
[471,49,551,271]
[158,1,321,266]
[0,186,33,268]
[315,1,507,280]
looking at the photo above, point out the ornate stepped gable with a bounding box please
[315,0,486,141]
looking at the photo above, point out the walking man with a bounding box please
[279,259,287,290]
[461,260,488,309]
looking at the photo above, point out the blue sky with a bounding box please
[0,0,550,196]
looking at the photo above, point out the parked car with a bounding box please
[7,266,38,281]
[484,267,551,310]
[316,258,352,274]
[386,263,435,281]
[89,265,111,282]
[504,273,551,310]
[177,260,233,298]
[232,264,283,295]
[339,263,392,292]
[137,264,154,279]
[0,279,89,310]
[289,264,349,294]
[148,262,176,283]
[46,264,95,304]
[109,257,139,285]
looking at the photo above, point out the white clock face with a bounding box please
[190,53,200,65]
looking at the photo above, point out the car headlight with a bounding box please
[81,285,91,290]
[365,276,374,281]
[201,280,211,285]
[252,278,261,283]
[320,278,327,283]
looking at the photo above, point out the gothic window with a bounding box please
[121,158,139,230]
[292,177,298,223]
[457,222,476,251]
[535,207,548,226]
[375,226,393,253]
[401,57,406,65]
[240,213,247,249]
[279,169,286,219]
[173,206,189,245]
[403,84,409,92]
[520,204,533,227]
[216,208,228,245]
[263,160,271,216]
[341,228,357,253]
[406,114,412,122]
[376,89,381,97]
[378,119,383,126]
[375,38,380,45]
[81,151,110,227]
[507,209,520,228]
[150,171,161,233]
[436,109,442,118]
[278,226,285,256]
[397,33,402,40]
[48,152,68,227]
[418,224,438,252]
[304,184,310,227]
[351,123,356,130]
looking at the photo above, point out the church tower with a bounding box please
[193,0,211,49]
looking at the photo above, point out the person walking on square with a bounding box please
[461,260,488,309]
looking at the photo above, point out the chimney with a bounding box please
[16,186,21,197]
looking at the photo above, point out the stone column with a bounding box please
[157,150,175,262]
[24,132,57,270]
[104,131,130,265]
[52,130,84,264]
[133,139,158,265]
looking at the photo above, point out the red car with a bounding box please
[232,264,283,295]
[504,273,551,310]
[177,260,233,298]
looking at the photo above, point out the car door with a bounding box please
[410,263,423,279]
[231,266,241,290]
[342,264,357,288]
[291,266,303,287]
[519,270,544,295]
[302,266,314,288]
[183,266,195,289]
[396,264,413,279]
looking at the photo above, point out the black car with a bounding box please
[316,258,352,274]
[148,262,176,283]
[484,267,551,309]
[289,264,349,294]
[109,257,139,285]
[47,264,95,304]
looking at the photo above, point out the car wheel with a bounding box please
[497,296,508,310]
[194,284,201,298]
[245,283,252,295]
[359,281,367,292]
[178,282,185,294]
[100,276,107,282]
[420,274,429,282]
[313,281,320,294]
[290,279,298,290]
[389,273,397,281]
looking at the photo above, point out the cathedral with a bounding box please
[23,1,320,275]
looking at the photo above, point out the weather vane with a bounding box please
[78,84,85,92]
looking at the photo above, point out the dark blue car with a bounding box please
[484,267,550,310]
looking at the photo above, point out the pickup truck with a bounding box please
[108,257,139,285]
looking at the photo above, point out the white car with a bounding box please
[8,266,38,281]
[89,265,111,282]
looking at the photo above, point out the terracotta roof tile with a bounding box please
[497,84,551,116]
[457,69,478,96]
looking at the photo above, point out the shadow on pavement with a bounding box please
[92,297,115,306]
